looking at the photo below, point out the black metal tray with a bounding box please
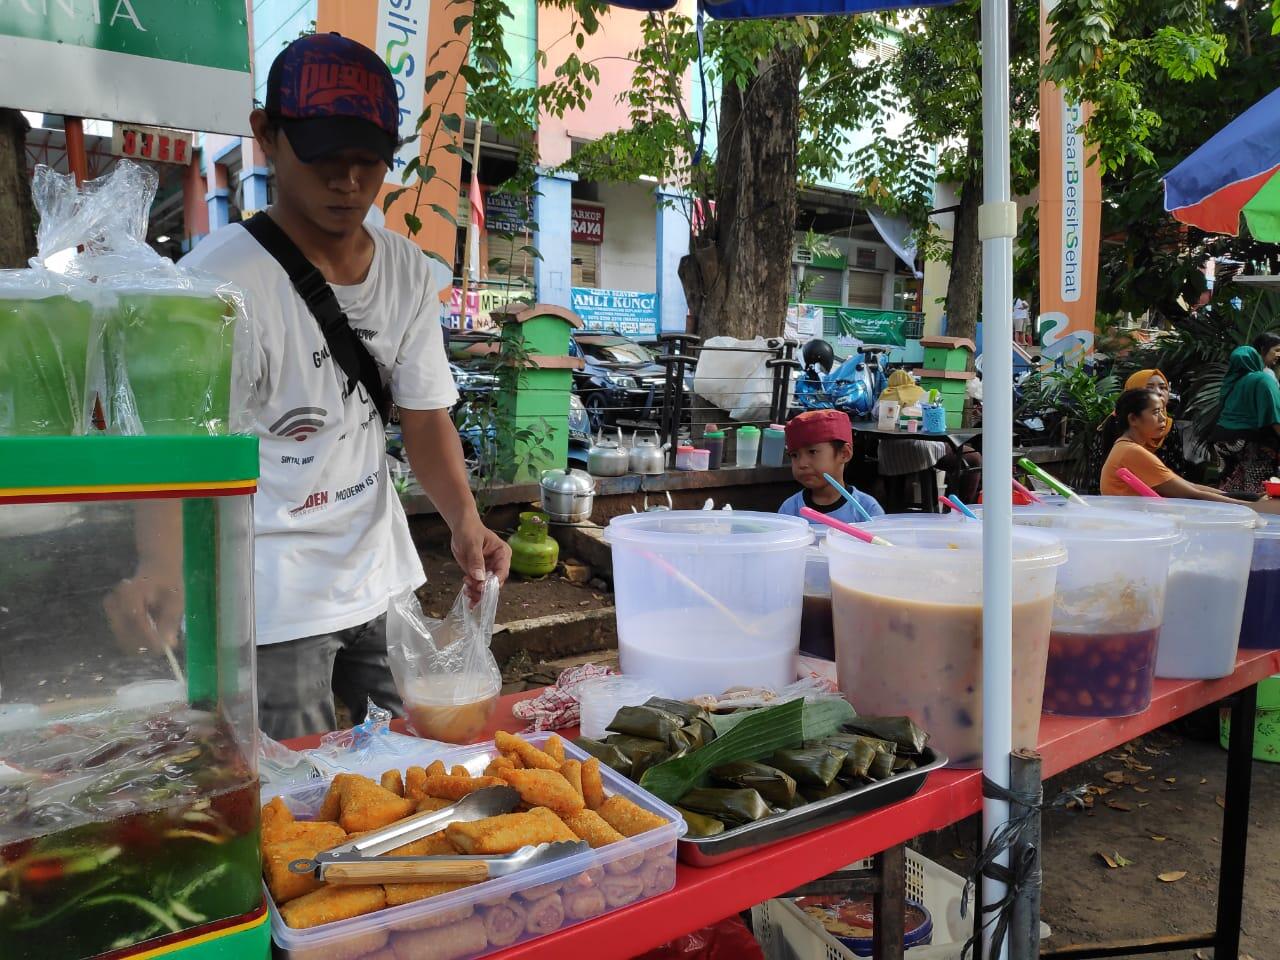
[677,747,947,867]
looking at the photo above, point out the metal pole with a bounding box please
[979,0,1017,955]
[1009,749,1043,960]
[64,116,88,185]
[1215,683,1257,959]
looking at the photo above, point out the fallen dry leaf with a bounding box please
[1138,802,1150,808]
[952,849,967,860]
[1106,800,1133,812]
[1133,786,1150,794]
[1216,795,1227,809]
[1104,771,1126,784]
[1151,835,1168,842]
[1098,852,1119,869]
[1165,777,1177,784]
[1193,950,1209,960]
[1115,852,1134,867]
[1158,870,1187,883]
[1200,777,1208,785]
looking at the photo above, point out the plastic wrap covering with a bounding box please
[74,160,254,436]
[692,337,785,423]
[0,167,100,435]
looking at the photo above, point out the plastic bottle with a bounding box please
[761,424,787,467]
[736,426,761,467]
[701,426,725,470]
[508,511,559,578]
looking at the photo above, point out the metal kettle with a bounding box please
[628,430,669,476]
[587,427,630,477]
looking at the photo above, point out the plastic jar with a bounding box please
[1240,514,1280,649]
[675,445,697,470]
[827,517,1066,767]
[701,427,725,470]
[689,448,710,471]
[735,426,761,467]
[577,675,663,740]
[761,424,787,467]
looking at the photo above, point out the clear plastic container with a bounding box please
[735,426,761,467]
[761,425,787,467]
[701,429,725,470]
[0,286,94,436]
[689,448,710,471]
[827,518,1066,767]
[604,511,811,698]
[263,733,686,960]
[1036,497,1257,679]
[675,445,697,470]
[980,506,1181,717]
[1240,514,1280,650]
[800,547,834,661]
[578,675,663,739]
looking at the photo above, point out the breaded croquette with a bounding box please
[561,808,624,849]
[483,755,517,779]
[261,796,294,836]
[559,759,583,802]
[424,774,508,802]
[383,880,475,907]
[500,768,584,816]
[596,795,668,837]
[380,770,404,797]
[446,807,578,855]
[262,819,347,849]
[450,764,470,779]
[416,796,454,813]
[543,735,566,764]
[279,883,386,929]
[337,777,416,833]
[263,834,343,904]
[581,757,605,811]
[495,730,559,770]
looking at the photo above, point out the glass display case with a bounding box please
[0,436,268,960]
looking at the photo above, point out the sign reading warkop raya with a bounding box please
[571,203,604,244]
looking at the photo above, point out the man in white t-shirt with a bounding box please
[116,34,510,739]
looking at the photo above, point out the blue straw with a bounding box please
[822,472,873,522]
[947,494,979,520]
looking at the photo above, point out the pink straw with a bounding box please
[800,507,893,546]
[1116,467,1162,499]
[1011,477,1045,504]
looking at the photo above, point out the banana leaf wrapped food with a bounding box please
[572,737,632,774]
[643,697,707,725]
[675,805,726,838]
[768,746,846,789]
[679,787,772,826]
[867,747,896,781]
[822,736,878,780]
[843,716,929,755]
[801,780,847,803]
[607,705,683,743]
[892,756,918,773]
[602,735,671,779]
[710,760,797,808]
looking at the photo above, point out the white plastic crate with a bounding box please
[752,849,1047,960]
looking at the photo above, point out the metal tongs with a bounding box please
[287,785,588,884]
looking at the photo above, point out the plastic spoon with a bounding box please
[800,507,893,547]
[1011,477,1045,505]
[945,494,979,520]
[1018,458,1088,507]
[822,472,873,521]
[1116,467,1162,499]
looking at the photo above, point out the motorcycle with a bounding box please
[792,338,888,420]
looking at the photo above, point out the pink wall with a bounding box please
[536,3,694,168]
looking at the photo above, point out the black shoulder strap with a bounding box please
[242,211,390,423]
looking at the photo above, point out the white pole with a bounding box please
[979,0,1017,956]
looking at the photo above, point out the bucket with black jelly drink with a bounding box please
[1240,515,1280,649]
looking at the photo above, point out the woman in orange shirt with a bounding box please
[1100,389,1242,502]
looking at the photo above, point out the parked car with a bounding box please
[570,331,690,431]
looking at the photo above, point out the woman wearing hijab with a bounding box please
[1120,368,1190,477]
[1215,335,1280,495]
[872,370,982,506]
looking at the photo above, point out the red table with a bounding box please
[286,648,1280,959]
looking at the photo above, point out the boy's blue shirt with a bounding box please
[779,486,885,525]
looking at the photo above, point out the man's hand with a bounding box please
[104,566,185,653]
[451,516,512,602]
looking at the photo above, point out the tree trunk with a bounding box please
[0,109,35,268]
[945,164,982,344]
[679,44,803,341]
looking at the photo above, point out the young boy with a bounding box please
[778,410,884,524]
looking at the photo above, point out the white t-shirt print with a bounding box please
[183,223,458,645]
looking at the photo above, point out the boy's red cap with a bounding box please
[785,409,853,451]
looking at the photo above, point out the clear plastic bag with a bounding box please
[387,576,504,743]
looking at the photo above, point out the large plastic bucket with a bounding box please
[1240,515,1280,650]
[1034,497,1257,679]
[827,517,1066,767]
[0,289,93,435]
[979,506,1180,717]
[1218,676,1280,763]
[604,511,811,699]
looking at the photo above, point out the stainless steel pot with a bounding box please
[628,430,668,476]
[540,469,596,523]
[587,428,630,477]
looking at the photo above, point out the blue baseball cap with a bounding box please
[265,33,399,167]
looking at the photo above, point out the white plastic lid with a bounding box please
[976,505,1181,545]
[1074,496,1259,530]
[827,517,1067,571]
[604,510,811,552]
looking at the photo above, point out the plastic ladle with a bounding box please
[800,506,893,547]
[1012,477,1045,505]
[1116,466,1162,499]
[942,494,979,519]
[822,472,874,522]
[1018,457,1088,507]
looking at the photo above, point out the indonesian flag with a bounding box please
[469,172,485,233]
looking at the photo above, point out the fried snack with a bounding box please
[380,770,405,797]
[450,764,471,779]
[290,928,388,960]
[502,750,525,769]
[604,849,647,876]
[424,774,508,802]
[338,777,417,833]
[495,730,560,770]
[280,884,386,929]
[417,796,453,813]
[317,773,357,822]
[482,899,528,948]
[262,819,347,850]
[601,872,645,908]
[484,755,517,779]
[396,904,474,932]
[383,880,474,907]
[386,829,456,857]
[500,768,585,816]
[597,795,667,837]
[405,766,428,801]
[581,758,605,811]
[261,796,294,835]
[523,892,565,935]
[563,886,607,921]
[544,734,566,764]
[561,809,624,849]
[515,880,563,903]
[559,759,584,802]
[446,807,578,855]
[391,915,487,960]
[638,856,677,896]
[262,826,349,904]
[426,759,447,777]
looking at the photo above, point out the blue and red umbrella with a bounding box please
[1163,86,1280,242]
